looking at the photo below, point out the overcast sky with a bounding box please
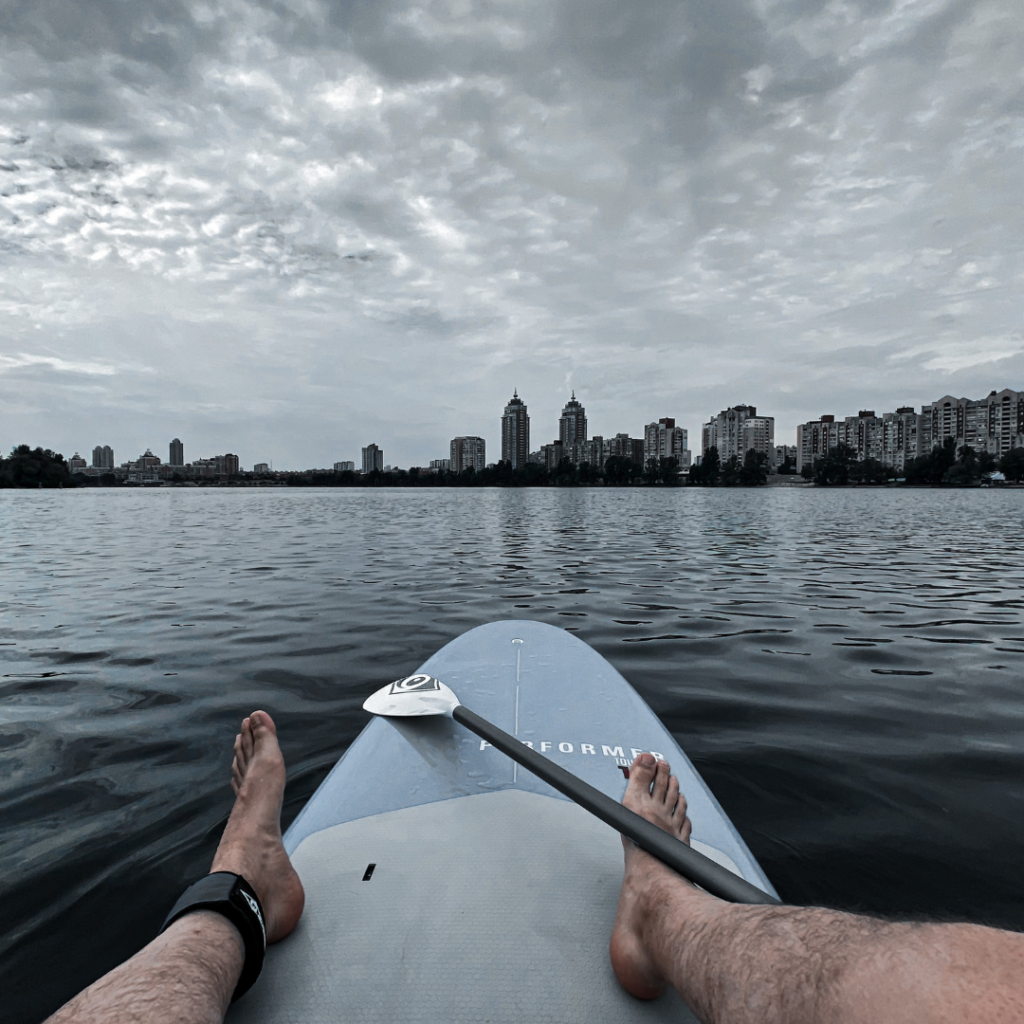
[1,0,1022,469]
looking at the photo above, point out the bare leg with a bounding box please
[611,753,1024,1024]
[47,711,305,1024]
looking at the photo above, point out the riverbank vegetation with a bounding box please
[4,442,1023,489]
[289,455,688,487]
[688,447,771,486]
[801,439,1024,486]
[0,446,74,488]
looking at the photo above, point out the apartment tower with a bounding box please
[501,391,530,469]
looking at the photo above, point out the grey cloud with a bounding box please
[0,0,1021,468]
[0,0,213,69]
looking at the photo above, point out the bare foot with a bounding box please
[211,711,305,943]
[610,753,694,1000]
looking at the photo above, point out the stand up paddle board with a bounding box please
[229,620,777,1024]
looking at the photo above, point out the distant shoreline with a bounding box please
[4,479,1021,492]
[3,445,1022,490]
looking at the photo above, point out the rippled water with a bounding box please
[2,487,1023,1022]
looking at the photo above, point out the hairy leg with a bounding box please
[46,914,244,1024]
[47,711,304,1024]
[611,754,1024,1024]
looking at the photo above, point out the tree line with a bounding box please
[291,451,773,487]
[4,440,1022,489]
[802,438,1024,486]
[288,456,693,487]
[0,446,75,488]
[687,447,773,486]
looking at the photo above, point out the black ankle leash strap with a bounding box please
[159,872,266,1001]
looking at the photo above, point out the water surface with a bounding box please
[2,487,1023,1022]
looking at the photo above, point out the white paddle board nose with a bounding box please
[363,674,461,718]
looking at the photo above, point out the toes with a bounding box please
[247,711,280,756]
[232,759,243,793]
[240,717,255,763]
[672,788,690,840]
[233,733,249,783]
[666,774,680,815]
[652,759,670,802]
[250,709,277,736]
[625,753,657,804]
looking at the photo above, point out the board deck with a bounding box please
[229,620,777,1023]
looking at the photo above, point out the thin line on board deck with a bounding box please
[514,683,520,783]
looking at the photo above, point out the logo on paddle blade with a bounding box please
[389,674,441,695]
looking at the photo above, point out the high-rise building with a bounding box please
[429,459,450,472]
[607,433,645,465]
[702,405,774,462]
[981,388,1024,456]
[924,390,1024,457]
[842,411,884,463]
[255,463,270,474]
[333,461,355,472]
[644,418,691,471]
[450,436,486,473]
[796,388,1024,474]
[539,440,564,470]
[558,393,587,450]
[796,414,838,473]
[68,453,87,471]
[743,417,775,461]
[703,405,753,459]
[879,408,925,472]
[577,436,606,469]
[362,444,384,474]
[797,408,922,473]
[775,445,798,470]
[169,438,184,466]
[501,391,530,469]
[92,445,114,469]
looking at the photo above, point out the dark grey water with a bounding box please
[2,487,1023,1022]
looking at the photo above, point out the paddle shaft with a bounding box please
[452,705,781,906]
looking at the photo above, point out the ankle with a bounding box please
[633,870,716,971]
[160,912,245,1004]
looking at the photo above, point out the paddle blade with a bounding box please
[363,674,460,718]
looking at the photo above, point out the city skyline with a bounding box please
[11,377,1024,473]
[64,387,699,474]
[57,382,1023,476]
[2,0,1022,470]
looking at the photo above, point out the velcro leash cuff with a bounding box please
[159,871,267,1001]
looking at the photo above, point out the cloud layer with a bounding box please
[1,0,1022,467]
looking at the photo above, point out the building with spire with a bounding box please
[501,391,530,469]
[558,392,587,452]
